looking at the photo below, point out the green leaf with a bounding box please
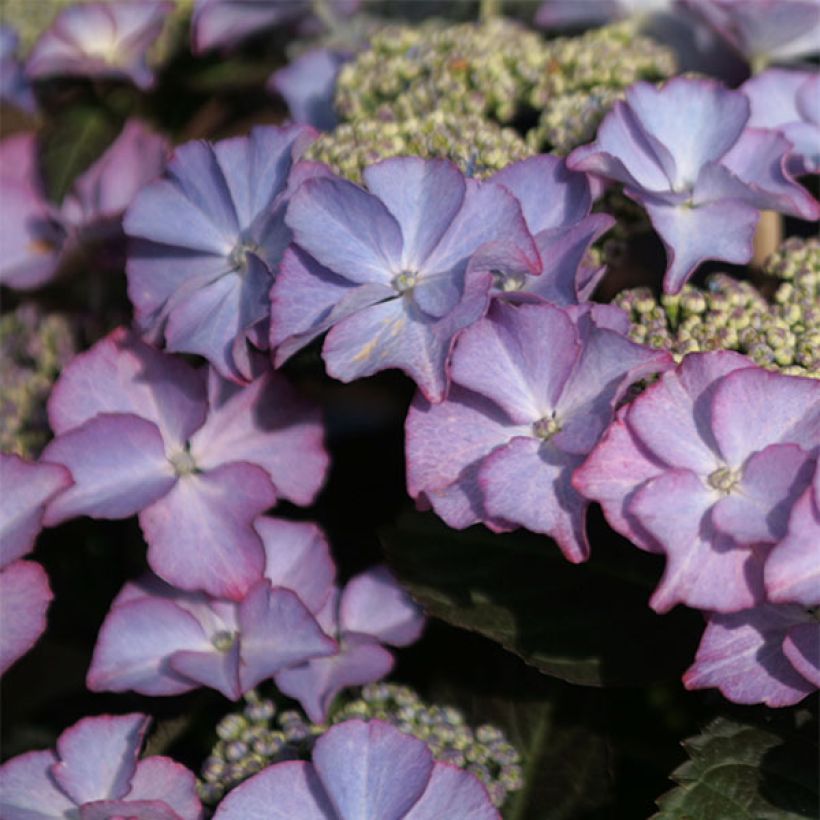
[654,715,819,819]
[381,510,701,687]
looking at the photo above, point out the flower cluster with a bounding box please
[575,351,819,705]
[199,683,523,808]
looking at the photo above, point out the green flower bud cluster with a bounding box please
[614,268,819,377]
[0,305,77,457]
[198,684,523,808]
[334,17,549,126]
[762,236,820,282]
[305,110,530,183]
[528,21,677,153]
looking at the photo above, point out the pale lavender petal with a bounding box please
[53,713,149,804]
[275,643,394,723]
[0,560,52,675]
[783,622,820,687]
[404,764,498,820]
[140,463,274,600]
[480,437,590,562]
[642,196,760,294]
[0,455,71,567]
[684,604,815,706]
[629,469,765,613]
[47,327,207,448]
[363,158,466,270]
[256,517,335,613]
[42,414,177,526]
[125,757,202,820]
[765,465,820,606]
[450,301,579,424]
[170,641,242,701]
[744,68,805,129]
[0,750,76,819]
[572,409,666,553]
[79,799,180,819]
[212,761,333,820]
[193,0,308,53]
[339,566,425,646]
[190,368,328,506]
[712,443,814,544]
[312,720,433,819]
[286,175,403,284]
[87,597,210,696]
[710,366,820,467]
[237,582,336,692]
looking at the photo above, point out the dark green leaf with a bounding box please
[381,510,701,687]
[654,715,819,819]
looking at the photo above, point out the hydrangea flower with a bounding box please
[124,124,318,380]
[42,327,328,599]
[26,1,172,90]
[192,0,358,53]
[574,351,820,614]
[683,0,820,67]
[684,603,819,706]
[406,301,672,562]
[213,719,499,819]
[742,69,820,175]
[0,26,36,112]
[568,77,820,293]
[88,516,337,700]
[0,454,70,674]
[275,566,426,722]
[535,0,674,29]
[0,713,202,819]
[270,156,540,402]
[488,155,615,303]
[0,120,168,291]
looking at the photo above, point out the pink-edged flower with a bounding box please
[0,454,71,674]
[683,0,820,66]
[0,26,36,113]
[684,603,818,707]
[487,156,615,304]
[42,327,329,600]
[275,566,426,722]
[271,156,540,403]
[213,719,498,820]
[124,124,318,381]
[568,77,820,292]
[27,1,172,90]
[0,121,168,291]
[742,68,820,175]
[406,300,671,562]
[88,516,336,700]
[574,351,820,614]
[0,712,202,819]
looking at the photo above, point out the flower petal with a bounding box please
[125,756,202,820]
[404,763,498,820]
[0,750,76,819]
[0,560,52,675]
[783,621,820,688]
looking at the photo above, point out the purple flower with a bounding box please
[27,1,172,90]
[192,0,359,53]
[0,560,52,676]
[42,327,329,600]
[124,124,318,381]
[0,713,202,819]
[683,0,820,66]
[213,719,499,819]
[742,68,820,175]
[275,566,426,722]
[684,603,818,706]
[88,516,336,700]
[535,0,674,28]
[0,26,36,113]
[568,77,820,292]
[574,351,820,614]
[406,301,671,562]
[269,48,347,131]
[488,156,615,304]
[270,157,540,402]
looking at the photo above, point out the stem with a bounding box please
[312,0,341,32]
[480,0,502,21]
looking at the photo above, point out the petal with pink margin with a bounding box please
[0,560,52,675]
[0,750,76,818]
[783,621,820,688]
[404,763,499,820]
[125,755,203,819]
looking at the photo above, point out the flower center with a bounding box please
[229,240,260,273]
[392,270,418,293]
[211,630,238,652]
[532,414,561,440]
[492,270,526,292]
[707,466,741,494]
[169,449,198,476]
